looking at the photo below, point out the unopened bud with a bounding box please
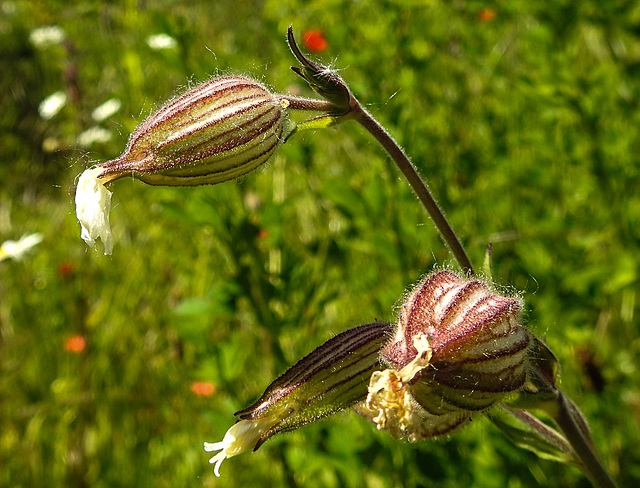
[76,76,287,253]
[204,322,391,476]
[96,76,287,186]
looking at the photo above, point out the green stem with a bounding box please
[551,391,618,488]
[351,103,475,275]
[281,93,474,274]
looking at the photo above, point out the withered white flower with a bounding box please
[204,417,281,477]
[75,166,113,255]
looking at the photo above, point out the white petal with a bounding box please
[203,417,281,477]
[75,167,113,255]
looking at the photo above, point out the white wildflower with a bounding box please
[29,25,65,48]
[146,33,178,50]
[77,126,112,147]
[91,98,122,122]
[75,166,113,255]
[38,91,67,120]
[0,233,44,262]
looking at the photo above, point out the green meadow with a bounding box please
[1,1,639,486]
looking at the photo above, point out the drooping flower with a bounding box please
[75,166,113,254]
[95,76,287,186]
[362,271,531,440]
[204,322,391,476]
[75,76,288,253]
[204,272,533,475]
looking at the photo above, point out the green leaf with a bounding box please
[285,114,344,142]
[490,411,579,467]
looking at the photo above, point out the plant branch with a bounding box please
[278,95,339,113]
[351,103,475,275]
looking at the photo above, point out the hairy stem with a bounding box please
[351,103,475,275]
[278,95,338,113]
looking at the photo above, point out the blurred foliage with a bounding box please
[1,0,640,487]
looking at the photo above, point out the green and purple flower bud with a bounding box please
[75,76,287,254]
[360,271,531,441]
[97,76,287,186]
[204,322,391,477]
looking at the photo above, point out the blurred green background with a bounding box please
[2,0,640,487]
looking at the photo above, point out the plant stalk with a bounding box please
[278,96,337,113]
[281,93,474,275]
[551,391,618,488]
[351,103,475,275]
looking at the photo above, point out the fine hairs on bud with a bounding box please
[359,271,531,441]
[75,75,288,254]
[96,76,287,186]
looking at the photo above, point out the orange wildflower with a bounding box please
[478,7,497,22]
[192,381,216,396]
[65,335,86,353]
[302,31,327,52]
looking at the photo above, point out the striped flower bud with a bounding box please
[361,271,531,440]
[75,76,287,254]
[97,76,287,186]
[204,322,391,476]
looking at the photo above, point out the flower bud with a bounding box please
[362,271,531,440]
[96,76,287,186]
[75,76,287,253]
[204,322,391,476]
[287,26,353,113]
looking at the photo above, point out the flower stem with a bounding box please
[551,391,618,488]
[351,103,475,275]
[278,95,339,113]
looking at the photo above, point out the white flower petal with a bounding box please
[203,418,280,477]
[75,167,113,255]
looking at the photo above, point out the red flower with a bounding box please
[478,7,497,22]
[58,261,74,278]
[65,335,86,353]
[303,31,327,52]
[192,381,216,396]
